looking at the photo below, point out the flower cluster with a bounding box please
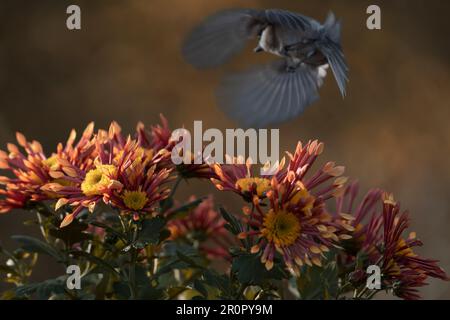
[0,117,447,300]
[0,117,173,225]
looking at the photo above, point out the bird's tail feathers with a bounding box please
[322,11,341,44]
[317,13,348,97]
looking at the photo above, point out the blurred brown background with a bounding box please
[0,0,449,298]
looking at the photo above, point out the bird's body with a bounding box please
[182,9,348,127]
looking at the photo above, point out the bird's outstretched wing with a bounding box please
[217,60,326,128]
[262,9,317,31]
[182,9,262,69]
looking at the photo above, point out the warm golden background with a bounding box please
[0,0,449,298]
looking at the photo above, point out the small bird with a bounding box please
[182,8,348,128]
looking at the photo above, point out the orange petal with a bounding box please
[60,213,74,228]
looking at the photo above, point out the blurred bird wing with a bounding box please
[262,9,322,49]
[318,40,348,97]
[182,9,264,68]
[217,60,324,128]
[263,9,317,31]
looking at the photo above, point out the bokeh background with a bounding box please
[0,0,449,298]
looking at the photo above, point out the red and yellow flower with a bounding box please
[236,140,349,274]
[334,183,448,299]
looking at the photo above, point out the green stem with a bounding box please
[170,176,183,198]
[366,289,379,300]
[355,285,369,299]
[36,212,50,243]
[128,226,139,300]
[161,177,183,213]
[245,204,255,250]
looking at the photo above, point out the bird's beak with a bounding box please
[253,46,263,53]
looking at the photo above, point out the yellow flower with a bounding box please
[262,210,301,247]
[81,165,117,196]
[235,177,270,197]
[122,190,148,211]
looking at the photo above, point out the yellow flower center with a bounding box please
[122,190,148,211]
[262,210,301,247]
[81,165,117,196]
[235,177,270,197]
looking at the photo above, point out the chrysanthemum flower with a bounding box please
[136,114,173,153]
[175,151,217,180]
[50,122,97,171]
[167,196,232,259]
[236,140,349,274]
[45,132,173,226]
[0,188,29,213]
[42,136,137,226]
[240,177,349,274]
[280,141,347,199]
[380,194,448,299]
[211,157,284,202]
[334,181,384,261]
[0,133,54,207]
[334,183,448,299]
[106,155,173,217]
[0,124,96,212]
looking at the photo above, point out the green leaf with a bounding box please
[166,197,205,220]
[137,287,165,300]
[134,265,151,289]
[202,270,233,298]
[193,279,208,298]
[219,207,242,235]
[296,254,339,299]
[136,217,166,246]
[231,253,285,285]
[160,197,174,212]
[11,235,64,262]
[15,283,41,297]
[159,229,171,243]
[49,220,91,245]
[94,272,110,300]
[112,281,131,299]
[16,277,66,299]
[89,220,127,242]
[176,251,204,269]
[69,250,120,276]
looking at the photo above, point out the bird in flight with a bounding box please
[182,8,349,128]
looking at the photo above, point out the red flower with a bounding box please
[167,196,233,259]
[334,183,448,299]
